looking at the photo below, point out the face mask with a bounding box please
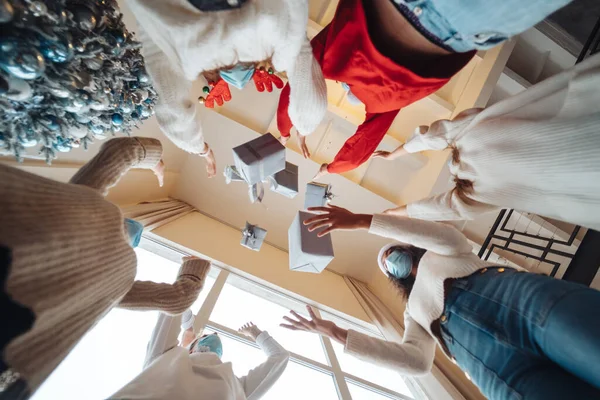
[190,333,223,358]
[124,219,143,248]
[385,249,412,279]
[341,82,363,105]
[219,64,255,90]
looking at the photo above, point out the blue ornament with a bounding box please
[111,113,123,126]
[90,124,104,135]
[20,137,37,147]
[138,73,149,83]
[144,98,152,105]
[53,137,71,153]
[120,101,133,113]
[141,108,151,117]
[130,112,139,120]
[74,114,91,124]
[0,38,46,80]
[42,115,60,131]
[39,36,74,63]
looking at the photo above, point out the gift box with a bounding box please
[223,165,244,184]
[288,211,334,273]
[240,222,267,251]
[232,134,286,185]
[304,182,333,209]
[269,162,299,199]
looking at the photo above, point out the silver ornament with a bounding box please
[47,86,72,99]
[84,55,104,70]
[70,126,89,139]
[90,96,109,111]
[2,75,33,101]
[20,138,38,147]
[70,5,97,31]
[29,1,48,16]
[70,139,81,148]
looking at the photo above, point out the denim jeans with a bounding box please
[389,0,573,52]
[441,267,600,400]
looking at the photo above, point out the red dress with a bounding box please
[277,0,474,174]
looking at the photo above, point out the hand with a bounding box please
[312,163,329,181]
[204,79,232,108]
[181,328,196,348]
[252,67,284,92]
[279,135,290,146]
[280,306,348,345]
[238,322,262,341]
[204,148,217,178]
[382,205,408,216]
[303,205,372,237]
[297,134,310,159]
[371,150,392,160]
[151,159,165,187]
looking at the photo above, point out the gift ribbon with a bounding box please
[248,182,265,204]
[224,165,243,184]
[242,225,257,246]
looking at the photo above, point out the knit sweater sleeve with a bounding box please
[407,190,500,221]
[69,137,162,196]
[118,258,211,315]
[369,214,473,256]
[139,26,206,155]
[403,108,482,153]
[344,310,436,376]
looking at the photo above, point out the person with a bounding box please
[373,53,600,231]
[281,205,600,399]
[276,0,574,178]
[110,309,289,399]
[125,0,327,178]
[0,137,211,398]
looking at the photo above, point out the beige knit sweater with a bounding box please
[0,137,211,394]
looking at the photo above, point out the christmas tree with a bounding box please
[0,0,157,162]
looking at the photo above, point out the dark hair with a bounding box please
[386,245,426,299]
[449,144,477,206]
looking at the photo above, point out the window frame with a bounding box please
[140,236,418,400]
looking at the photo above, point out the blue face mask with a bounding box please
[192,333,223,358]
[386,249,412,279]
[219,64,255,90]
[124,219,144,248]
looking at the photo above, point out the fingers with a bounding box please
[280,323,300,331]
[182,255,199,262]
[303,213,331,225]
[306,206,333,214]
[306,305,318,320]
[290,310,310,324]
[301,143,311,159]
[317,226,335,237]
[306,220,332,232]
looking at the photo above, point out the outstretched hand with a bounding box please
[312,163,328,181]
[204,148,217,178]
[151,159,165,187]
[297,135,311,159]
[239,322,262,341]
[303,205,373,237]
[371,150,392,160]
[280,306,348,345]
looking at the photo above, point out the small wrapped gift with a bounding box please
[288,211,334,273]
[240,222,267,251]
[268,162,299,199]
[304,182,333,209]
[223,165,244,184]
[233,134,286,185]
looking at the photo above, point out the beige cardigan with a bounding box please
[0,137,210,394]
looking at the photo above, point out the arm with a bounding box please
[327,110,400,174]
[143,310,191,368]
[69,137,162,196]
[344,310,436,376]
[237,324,290,400]
[406,190,500,221]
[303,206,472,256]
[140,27,207,156]
[281,306,435,376]
[118,257,211,315]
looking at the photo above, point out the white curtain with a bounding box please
[344,276,466,400]
[121,198,195,232]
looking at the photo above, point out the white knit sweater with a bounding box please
[343,214,523,375]
[403,53,600,230]
[126,0,327,153]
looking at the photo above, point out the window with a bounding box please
[32,247,423,400]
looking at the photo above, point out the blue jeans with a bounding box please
[389,0,573,52]
[441,267,600,400]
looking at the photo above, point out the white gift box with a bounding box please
[240,222,267,251]
[288,211,334,273]
[269,162,299,199]
[232,134,285,185]
[304,182,332,209]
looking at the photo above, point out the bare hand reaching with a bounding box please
[371,150,392,160]
[302,205,372,237]
[204,149,217,178]
[239,322,262,341]
[280,306,348,345]
[151,159,165,187]
[312,163,329,181]
[297,134,310,159]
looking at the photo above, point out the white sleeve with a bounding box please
[344,310,436,376]
[407,190,500,221]
[369,214,473,256]
[138,27,206,154]
[283,38,327,136]
[238,332,290,400]
[403,108,482,153]
[143,312,185,368]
